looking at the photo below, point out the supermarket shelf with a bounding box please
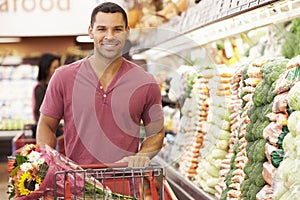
[0,130,22,138]
[153,156,216,200]
[133,0,300,60]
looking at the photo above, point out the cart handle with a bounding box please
[80,162,128,169]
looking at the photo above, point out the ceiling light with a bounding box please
[0,37,21,43]
[76,36,93,43]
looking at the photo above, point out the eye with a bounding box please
[115,27,123,32]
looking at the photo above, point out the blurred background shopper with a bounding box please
[32,53,61,137]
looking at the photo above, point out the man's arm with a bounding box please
[119,127,165,167]
[36,113,60,149]
[137,127,165,158]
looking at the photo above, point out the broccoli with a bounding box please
[225,169,234,186]
[220,187,230,200]
[267,81,277,103]
[248,183,262,200]
[262,103,273,118]
[233,139,240,154]
[261,121,271,138]
[249,112,258,123]
[246,122,254,135]
[230,153,237,169]
[255,169,266,187]
[245,129,255,142]
[252,118,262,140]
[247,104,256,118]
[262,84,271,105]
[244,161,254,178]
[241,179,251,194]
[253,139,267,162]
[246,141,254,154]
[262,59,288,85]
[246,141,255,160]
[254,120,270,140]
[255,106,264,121]
[253,81,265,106]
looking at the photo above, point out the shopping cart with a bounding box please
[52,163,174,200]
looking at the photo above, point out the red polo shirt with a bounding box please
[40,57,164,164]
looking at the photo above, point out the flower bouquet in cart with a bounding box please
[7,144,137,200]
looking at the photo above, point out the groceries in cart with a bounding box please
[7,144,165,200]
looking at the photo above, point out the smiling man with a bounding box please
[36,2,165,167]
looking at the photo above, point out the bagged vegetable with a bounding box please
[288,81,300,111]
[275,66,300,94]
[272,92,289,114]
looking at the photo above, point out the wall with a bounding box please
[0,36,77,58]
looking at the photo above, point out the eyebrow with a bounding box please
[95,25,125,28]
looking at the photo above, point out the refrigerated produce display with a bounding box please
[145,1,300,199]
[156,55,300,200]
[0,64,37,131]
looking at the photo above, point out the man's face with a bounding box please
[89,12,129,60]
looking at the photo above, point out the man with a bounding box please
[36,2,165,167]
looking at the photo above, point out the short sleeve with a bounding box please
[141,79,164,126]
[40,70,64,120]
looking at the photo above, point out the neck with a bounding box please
[89,55,123,78]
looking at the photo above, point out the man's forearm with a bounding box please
[36,114,59,149]
[137,128,165,158]
[36,125,57,149]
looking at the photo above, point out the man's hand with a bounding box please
[117,155,150,167]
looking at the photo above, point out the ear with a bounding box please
[125,26,130,38]
[88,25,94,39]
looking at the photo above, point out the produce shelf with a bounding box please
[133,0,300,60]
[153,156,216,200]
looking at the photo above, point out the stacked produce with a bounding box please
[178,75,210,178]
[253,58,292,199]
[219,60,264,199]
[168,65,198,104]
[168,70,210,178]
[193,67,233,194]
[240,58,288,200]
[273,59,300,200]
[215,66,244,199]
[165,56,300,199]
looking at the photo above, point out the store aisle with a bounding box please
[0,162,9,199]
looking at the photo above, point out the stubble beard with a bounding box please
[95,43,123,62]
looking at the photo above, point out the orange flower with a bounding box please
[20,144,39,156]
[7,159,16,174]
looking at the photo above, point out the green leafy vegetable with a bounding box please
[271,149,285,168]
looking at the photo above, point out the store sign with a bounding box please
[0,0,126,36]
[0,0,70,12]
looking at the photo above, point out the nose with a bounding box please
[104,29,114,39]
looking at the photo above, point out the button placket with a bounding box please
[99,85,107,103]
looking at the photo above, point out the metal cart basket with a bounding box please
[53,163,165,200]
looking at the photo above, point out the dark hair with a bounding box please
[37,53,60,81]
[90,2,128,28]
